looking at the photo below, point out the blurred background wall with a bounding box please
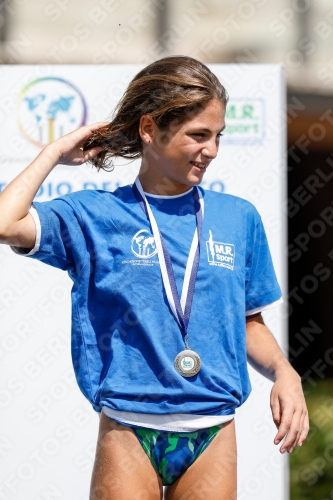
[1,0,333,497]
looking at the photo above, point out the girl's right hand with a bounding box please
[49,122,109,166]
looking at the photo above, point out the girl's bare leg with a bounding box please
[165,419,237,500]
[90,412,163,500]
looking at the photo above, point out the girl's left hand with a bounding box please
[270,372,309,453]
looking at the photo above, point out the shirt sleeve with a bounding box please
[10,196,86,273]
[245,217,282,314]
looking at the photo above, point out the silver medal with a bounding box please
[174,337,201,377]
[174,350,201,377]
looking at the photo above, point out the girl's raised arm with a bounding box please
[0,123,107,249]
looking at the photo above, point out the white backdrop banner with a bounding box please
[0,64,287,500]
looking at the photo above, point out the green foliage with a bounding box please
[290,379,333,500]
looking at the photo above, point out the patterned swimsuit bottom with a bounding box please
[132,425,223,485]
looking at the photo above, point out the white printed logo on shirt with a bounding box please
[206,230,235,270]
[131,229,158,258]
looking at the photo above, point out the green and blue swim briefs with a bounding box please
[132,425,223,485]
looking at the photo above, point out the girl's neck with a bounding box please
[138,172,193,197]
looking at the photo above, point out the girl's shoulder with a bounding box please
[200,188,260,221]
[56,184,135,209]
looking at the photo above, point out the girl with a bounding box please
[0,56,308,500]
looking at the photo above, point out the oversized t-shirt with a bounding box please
[14,185,282,416]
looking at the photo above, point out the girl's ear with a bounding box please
[139,115,157,144]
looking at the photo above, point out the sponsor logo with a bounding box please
[206,230,235,270]
[223,98,265,145]
[17,77,87,148]
[131,229,157,259]
[122,230,159,267]
[182,357,194,370]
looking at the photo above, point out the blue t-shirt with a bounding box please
[23,185,282,416]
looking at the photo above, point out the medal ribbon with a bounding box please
[132,178,204,338]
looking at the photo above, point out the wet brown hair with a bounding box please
[84,55,228,171]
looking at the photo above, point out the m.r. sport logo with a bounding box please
[206,230,235,270]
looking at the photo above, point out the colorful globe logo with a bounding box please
[17,77,87,148]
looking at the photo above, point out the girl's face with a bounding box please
[138,99,226,195]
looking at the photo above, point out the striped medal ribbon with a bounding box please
[132,177,204,377]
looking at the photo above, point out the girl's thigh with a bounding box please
[165,419,237,500]
[90,412,163,500]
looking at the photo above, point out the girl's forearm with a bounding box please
[246,316,296,382]
[0,123,109,246]
[0,144,60,236]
